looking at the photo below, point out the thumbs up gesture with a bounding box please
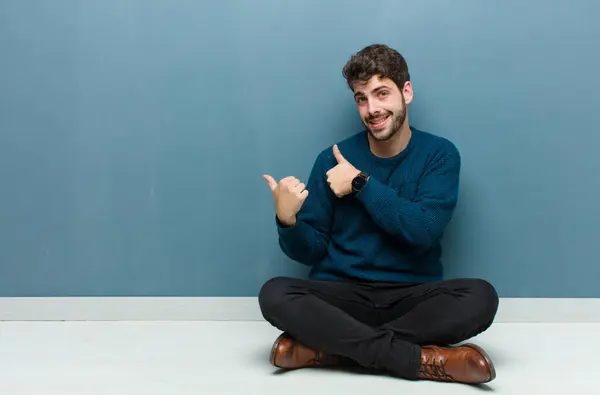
[326,145,361,198]
[263,175,309,226]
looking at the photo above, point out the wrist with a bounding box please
[277,214,296,227]
[351,171,370,196]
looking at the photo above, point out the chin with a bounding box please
[368,127,394,142]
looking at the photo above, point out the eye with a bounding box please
[355,96,366,103]
[378,91,389,98]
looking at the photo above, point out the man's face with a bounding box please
[352,76,412,142]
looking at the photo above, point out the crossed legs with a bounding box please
[258,277,499,381]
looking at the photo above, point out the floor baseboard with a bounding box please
[0,297,598,322]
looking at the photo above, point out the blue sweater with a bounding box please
[276,127,461,284]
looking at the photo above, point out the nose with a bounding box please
[367,99,381,115]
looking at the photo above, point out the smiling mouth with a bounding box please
[369,115,389,129]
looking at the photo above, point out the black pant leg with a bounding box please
[258,276,422,379]
[375,278,499,346]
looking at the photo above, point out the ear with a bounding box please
[402,81,414,105]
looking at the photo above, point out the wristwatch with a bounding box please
[351,172,370,195]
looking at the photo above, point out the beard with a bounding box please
[364,97,407,142]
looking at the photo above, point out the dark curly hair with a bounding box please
[342,44,410,92]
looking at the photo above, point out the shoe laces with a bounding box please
[419,356,454,381]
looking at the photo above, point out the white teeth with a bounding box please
[371,116,388,125]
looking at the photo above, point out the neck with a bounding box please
[368,121,412,158]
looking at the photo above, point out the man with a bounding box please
[260,44,499,384]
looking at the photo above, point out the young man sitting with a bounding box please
[260,44,499,384]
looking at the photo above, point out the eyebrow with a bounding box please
[354,85,392,98]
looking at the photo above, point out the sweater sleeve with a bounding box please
[355,144,460,248]
[276,151,335,265]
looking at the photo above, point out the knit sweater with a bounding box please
[276,127,461,283]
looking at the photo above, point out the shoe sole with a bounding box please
[462,343,496,382]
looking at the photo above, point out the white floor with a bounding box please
[0,321,597,394]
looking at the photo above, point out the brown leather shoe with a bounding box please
[269,332,340,369]
[417,343,496,384]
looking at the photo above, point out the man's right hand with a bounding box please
[263,174,309,226]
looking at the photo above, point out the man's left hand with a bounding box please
[326,145,361,198]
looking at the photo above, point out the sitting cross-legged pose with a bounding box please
[260,44,499,385]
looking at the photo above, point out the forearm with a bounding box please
[355,177,457,247]
[272,148,336,265]
[277,218,329,265]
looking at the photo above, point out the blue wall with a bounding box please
[1,0,598,297]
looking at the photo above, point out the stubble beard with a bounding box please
[366,104,406,142]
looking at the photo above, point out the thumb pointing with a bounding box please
[333,144,346,163]
[263,174,277,192]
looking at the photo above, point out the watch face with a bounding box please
[353,176,366,190]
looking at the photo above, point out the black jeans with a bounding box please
[258,277,499,379]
